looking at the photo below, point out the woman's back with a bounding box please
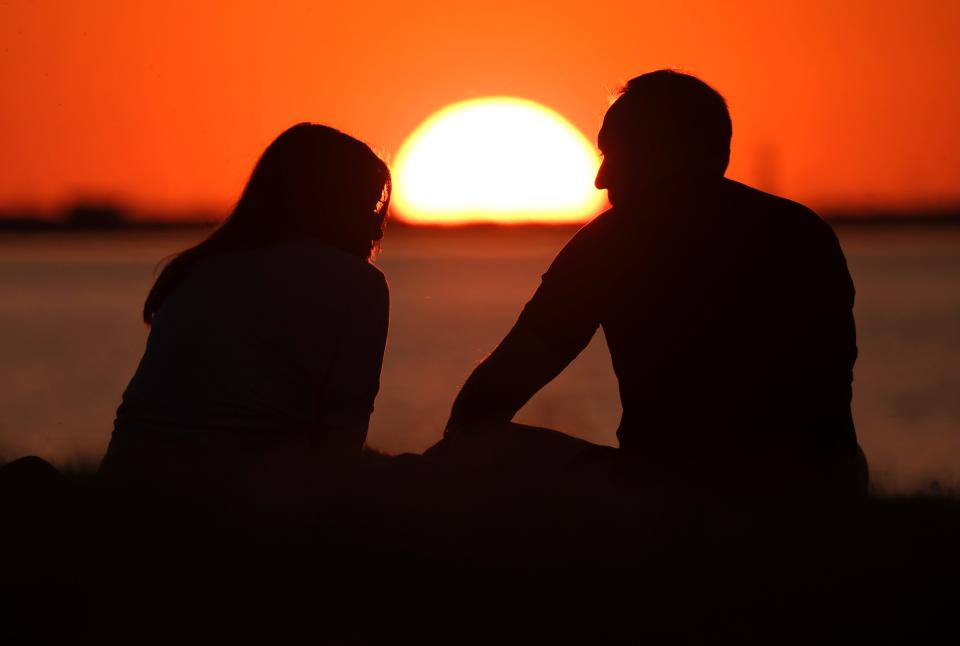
[99,123,393,490]
[101,239,389,483]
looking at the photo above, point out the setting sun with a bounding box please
[391,98,607,225]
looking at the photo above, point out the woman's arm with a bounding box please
[316,268,389,451]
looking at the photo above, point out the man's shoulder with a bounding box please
[568,207,624,238]
[721,179,839,245]
[723,178,816,216]
[546,208,630,274]
[563,207,639,253]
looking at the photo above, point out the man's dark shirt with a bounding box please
[450,178,861,488]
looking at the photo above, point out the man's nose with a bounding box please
[594,159,607,190]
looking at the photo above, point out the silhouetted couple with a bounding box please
[99,70,868,503]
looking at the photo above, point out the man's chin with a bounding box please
[606,190,641,208]
[605,183,651,207]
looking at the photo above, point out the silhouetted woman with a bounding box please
[99,124,391,493]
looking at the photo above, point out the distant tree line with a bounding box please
[0,201,220,231]
[0,200,959,231]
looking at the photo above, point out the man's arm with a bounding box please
[447,318,595,429]
[447,217,615,432]
[786,217,858,448]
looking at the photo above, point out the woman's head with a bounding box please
[143,124,391,324]
[233,123,391,257]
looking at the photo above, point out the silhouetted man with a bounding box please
[444,70,868,497]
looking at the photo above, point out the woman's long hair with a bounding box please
[143,123,392,324]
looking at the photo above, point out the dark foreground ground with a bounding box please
[2,453,958,644]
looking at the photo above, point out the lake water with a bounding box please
[1,224,958,491]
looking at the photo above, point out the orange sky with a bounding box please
[2,0,959,217]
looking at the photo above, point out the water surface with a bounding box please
[1,225,957,491]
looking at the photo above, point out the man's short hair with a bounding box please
[610,70,732,175]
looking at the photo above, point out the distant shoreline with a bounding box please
[2,202,959,233]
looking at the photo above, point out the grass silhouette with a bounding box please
[2,452,958,643]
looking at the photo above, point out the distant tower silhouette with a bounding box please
[754,141,781,195]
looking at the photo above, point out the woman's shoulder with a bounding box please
[277,242,388,326]
[256,239,386,283]
[183,240,387,317]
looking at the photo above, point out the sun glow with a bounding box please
[391,98,606,225]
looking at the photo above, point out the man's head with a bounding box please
[595,70,732,205]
